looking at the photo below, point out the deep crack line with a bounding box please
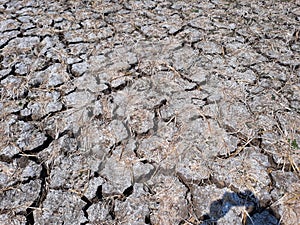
[25,162,49,225]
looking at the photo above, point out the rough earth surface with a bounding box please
[0,0,300,225]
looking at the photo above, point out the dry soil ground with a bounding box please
[0,0,300,225]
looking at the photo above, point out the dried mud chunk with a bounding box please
[271,171,299,191]
[21,160,42,181]
[189,16,215,31]
[231,69,257,84]
[73,73,109,93]
[84,176,104,200]
[47,71,65,87]
[34,190,87,225]
[77,124,112,158]
[29,63,69,88]
[49,155,90,190]
[0,213,26,225]
[0,161,19,188]
[203,101,251,135]
[96,26,115,39]
[100,156,132,194]
[111,76,128,89]
[270,171,299,219]
[176,147,211,186]
[1,75,28,99]
[131,77,153,93]
[261,111,300,167]
[196,41,223,54]
[63,91,96,108]
[132,162,155,183]
[108,120,129,143]
[9,121,48,151]
[128,108,154,134]
[162,14,184,35]
[87,202,112,223]
[271,183,300,225]
[158,93,201,123]
[88,55,107,72]
[114,183,150,225]
[108,61,131,72]
[0,180,41,214]
[109,45,138,67]
[137,136,177,171]
[0,68,11,80]
[0,31,20,47]
[172,46,199,71]
[189,65,208,83]
[38,36,59,55]
[192,185,267,224]
[17,130,47,151]
[238,49,267,66]
[211,148,271,192]
[215,207,244,225]
[71,61,89,77]
[180,118,238,158]
[4,37,39,50]
[0,19,20,31]
[26,91,63,119]
[147,175,189,225]
[192,185,228,219]
[180,27,202,43]
[1,145,19,159]
[14,59,31,76]
[55,135,78,155]
[45,101,63,114]
[126,52,138,65]
[64,30,85,43]
[141,24,167,38]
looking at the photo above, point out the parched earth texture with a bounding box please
[0,0,300,225]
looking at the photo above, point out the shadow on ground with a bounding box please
[200,190,279,225]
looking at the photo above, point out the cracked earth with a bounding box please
[0,0,300,225]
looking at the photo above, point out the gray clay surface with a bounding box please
[0,0,299,225]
